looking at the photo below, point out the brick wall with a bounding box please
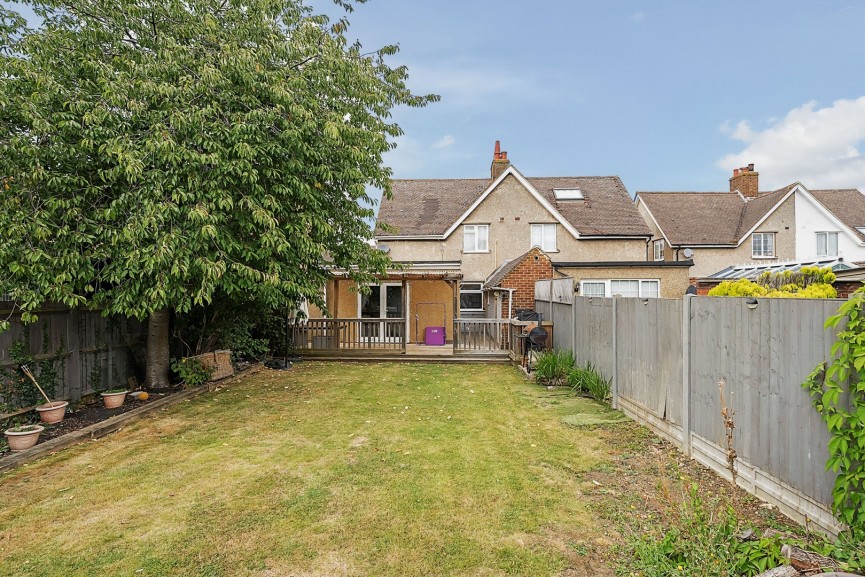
[835,281,863,299]
[498,247,553,317]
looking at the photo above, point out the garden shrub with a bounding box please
[170,357,213,389]
[708,266,837,298]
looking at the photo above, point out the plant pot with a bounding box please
[4,425,45,451]
[35,400,69,424]
[101,391,128,409]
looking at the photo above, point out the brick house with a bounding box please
[314,142,692,345]
[636,164,865,278]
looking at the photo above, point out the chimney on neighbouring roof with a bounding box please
[491,140,510,180]
[730,163,759,198]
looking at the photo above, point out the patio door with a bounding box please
[359,284,404,342]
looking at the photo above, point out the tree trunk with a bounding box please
[145,308,170,389]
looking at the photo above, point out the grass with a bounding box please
[0,363,638,576]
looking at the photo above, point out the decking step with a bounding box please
[296,354,512,364]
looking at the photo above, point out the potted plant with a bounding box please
[101,388,129,409]
[4,424,45,451]
[21,365,69,425]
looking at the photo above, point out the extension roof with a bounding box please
[376,167,651,238]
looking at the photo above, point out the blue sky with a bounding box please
[333,0,865,197]
[6,0,865,200]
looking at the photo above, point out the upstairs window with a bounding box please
[463,224,489,253]
[530,223,557,252]
[653,239,665,261]
[752,233,775,258]
[816,232,839,257]
[459,282,484,311]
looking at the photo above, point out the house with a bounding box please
[636,164,865,278]
[318,141,690,345]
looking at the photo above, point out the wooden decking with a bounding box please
[296,343,512,364]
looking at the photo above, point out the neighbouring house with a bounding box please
[338,141,691,344]
[636,164,865,278]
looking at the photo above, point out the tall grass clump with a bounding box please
[568,362,611,403]
[532,349,575,387]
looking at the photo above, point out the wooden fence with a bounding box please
[1,305,144,411]
[536,278,847,535]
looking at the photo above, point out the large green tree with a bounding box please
[0,0,435,386]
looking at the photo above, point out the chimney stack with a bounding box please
[491,140,510,180]
[729,163,759,198]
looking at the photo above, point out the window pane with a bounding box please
[829,233,838,256]
[544,224,556,251]
[610,280,639,297]
[765,233,774,255]
[582,282,606,297]
[460,292,483,310]
[640,281,660,298]
[817,233,827,256]
[477,226,488,251]
[531,225,542,248]
[464,227,475,252]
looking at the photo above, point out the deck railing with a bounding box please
[452,319,512,353]
[292,318,407,352]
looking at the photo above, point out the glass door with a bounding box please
[359,284,404,342]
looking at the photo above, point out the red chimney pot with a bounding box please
[494,140,501,160]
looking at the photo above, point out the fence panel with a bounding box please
[616,298,683,425]
[689,297,839,506]
[1,306,142,409]
[571,297,614,379]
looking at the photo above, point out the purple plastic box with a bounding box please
[424,326,446,346]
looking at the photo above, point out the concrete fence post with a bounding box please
[611,296,619,409]
[682,294,693,457]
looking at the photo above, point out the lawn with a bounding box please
[0,362,770,576]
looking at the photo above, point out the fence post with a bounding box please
[611,296,619,409]
[682,295,693,457]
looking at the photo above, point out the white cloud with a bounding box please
[718,97,865,190]
[431,134,456,149]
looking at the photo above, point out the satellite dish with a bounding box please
[683,248,694,259]
[378,244,391,254]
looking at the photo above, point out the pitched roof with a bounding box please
[484,248,551,288]
[638,184,800,246]
[376,172,651,238]
[809,188,865,241]
[638,192,745,245]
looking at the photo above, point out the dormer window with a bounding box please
[553,188,584,200]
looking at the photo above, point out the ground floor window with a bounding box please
[459,282,484,311]
[580,279,660,298]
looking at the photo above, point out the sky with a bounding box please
[327,0,865,199]
[5,0,865,205]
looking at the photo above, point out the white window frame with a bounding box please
[751,232,775,258]
[463,224,489,253]
[530,223,557,252]
[653,239,665,261]
[459,282,485,312]
[816,231,839,257]
[579,279,661,298]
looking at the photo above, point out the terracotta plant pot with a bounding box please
[4,425,45,451]
[101,390,128,409]
[35,400,69,424]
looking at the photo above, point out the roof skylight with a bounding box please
[553,188,584,200]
